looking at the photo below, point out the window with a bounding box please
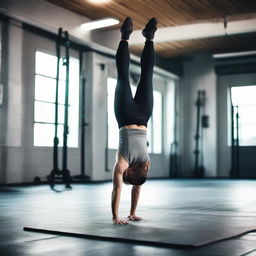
[0,22,3,106]
[151,90,162,153]
[34,51,79,147]
[107,77,119,149]
[107,77,162,153]
[230,85,256,146]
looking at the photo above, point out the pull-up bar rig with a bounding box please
[47,28,72,189]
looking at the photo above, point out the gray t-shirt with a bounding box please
[118,128,150,165]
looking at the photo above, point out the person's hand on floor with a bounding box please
[113,218,129,225]
[127,215,142,221]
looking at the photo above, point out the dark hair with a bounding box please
[123,161,150,185]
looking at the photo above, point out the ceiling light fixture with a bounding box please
[87,0,111,3]
[81,18,119,30]
[213,50,256,59]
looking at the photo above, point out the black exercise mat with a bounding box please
[24,211,256,248]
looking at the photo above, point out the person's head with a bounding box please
[123,160,150,185]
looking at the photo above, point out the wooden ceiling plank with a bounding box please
[163,0,197,24]
[47,0,256,58]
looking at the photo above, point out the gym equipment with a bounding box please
[47,28,72,189]
[170,141,178,178]
[62,30,71,184]
[193,90,207,178]
[72,51,90,182]
[80,76,87,177]
[229,87,240,178]
[170,85,179,178]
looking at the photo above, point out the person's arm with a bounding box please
[128,185,142,221]
[111,156,129,225]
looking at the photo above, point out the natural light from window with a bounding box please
[230,85,256,146]
[34,51,79,147]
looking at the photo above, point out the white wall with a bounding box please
[0,20,25,183]
[84,51,109,181]
[91,29,120,51]
[0,0,92,43]
[180,54,217,177]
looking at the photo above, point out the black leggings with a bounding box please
[114,40,155,128]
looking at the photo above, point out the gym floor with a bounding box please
[1,179,256,256]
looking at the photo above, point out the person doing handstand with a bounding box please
[111,17,157,225]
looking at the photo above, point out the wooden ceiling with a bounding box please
[132,33,256,58]
[48,0,256,58]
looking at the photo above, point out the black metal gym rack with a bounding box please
[71,51,90,182]
[193,90,208,178]
[229,87,240,178]
[170,85,179,178]
[47,28,72,189]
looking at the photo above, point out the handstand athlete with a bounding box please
[111,17,157,225]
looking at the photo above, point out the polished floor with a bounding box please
[1,179,256,256]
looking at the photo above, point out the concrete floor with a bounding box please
[1,179,256,256]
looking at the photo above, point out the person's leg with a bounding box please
[134,18,157,114]
[115,17,133,87]
[114,18,135,127]
[114,41,134,123]
[134,40,155,109]
[115,40,132,85]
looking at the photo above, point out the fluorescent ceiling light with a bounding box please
[88,0,111,3]
[81,18,119,30]
[213,50,256,59]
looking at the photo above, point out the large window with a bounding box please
[107,77,119,149]
[34,51,79,147]
[0,22,3,106]
[230,85,256,146]
[107,77,162,153]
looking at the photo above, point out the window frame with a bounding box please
[33,50,80,148]
[228,85,256,147]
